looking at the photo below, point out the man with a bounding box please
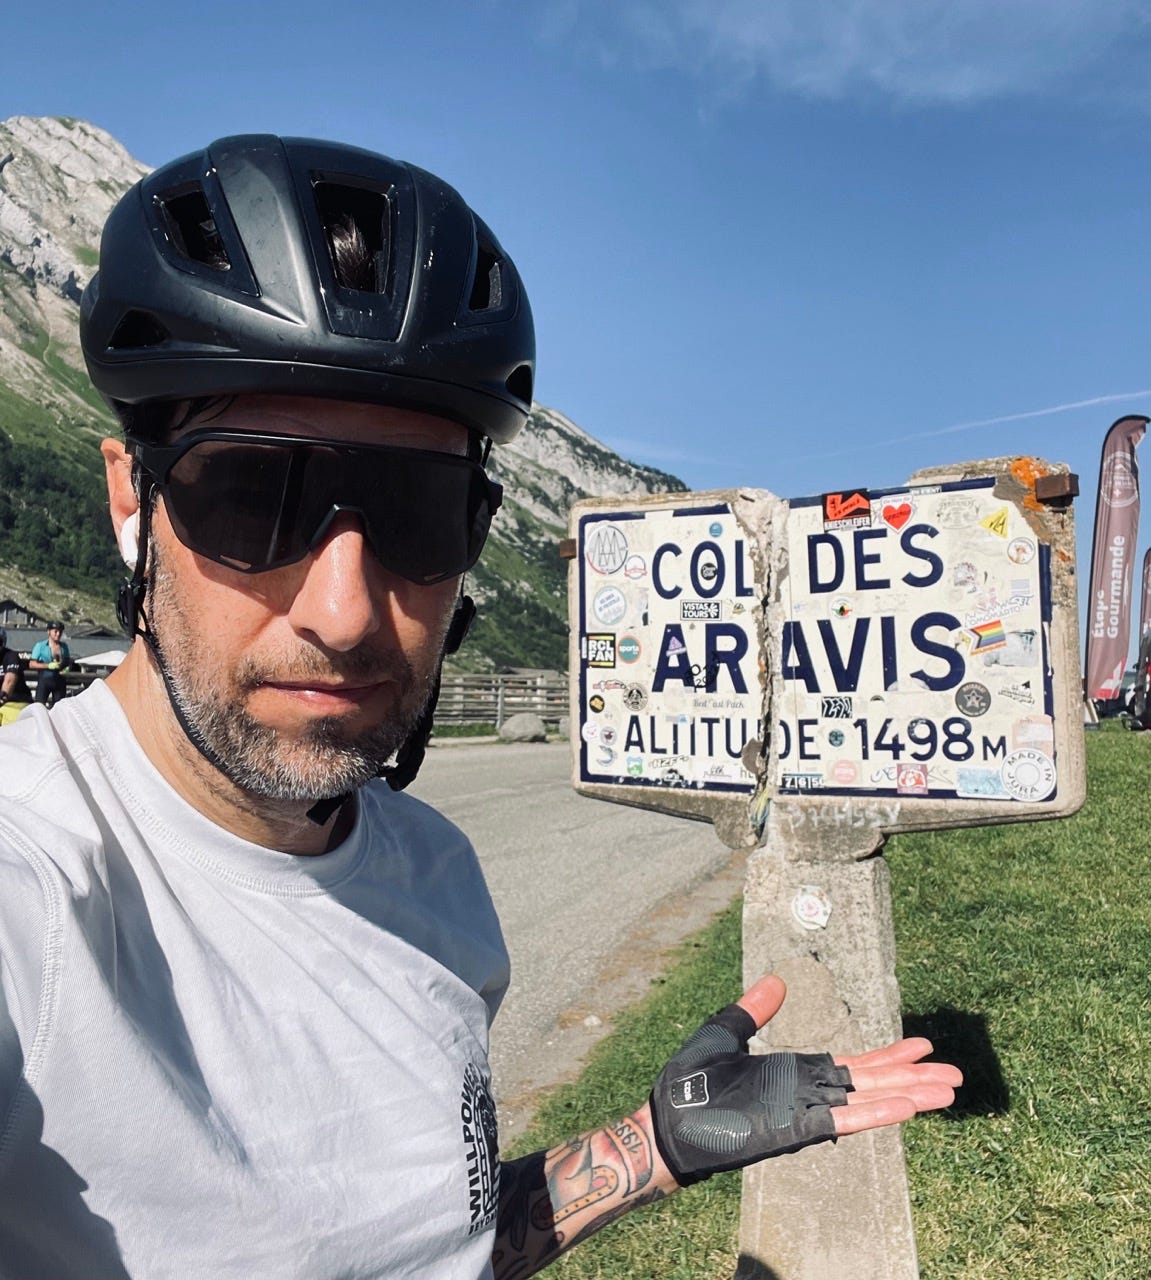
[0,628,33,726]
[27,619,71,705]
[0,135,960,1277]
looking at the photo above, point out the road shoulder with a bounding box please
[495,845,748,1143]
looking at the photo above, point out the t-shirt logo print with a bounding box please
[461,1063,499,1235]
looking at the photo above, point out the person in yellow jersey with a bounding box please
[0,626,33,725]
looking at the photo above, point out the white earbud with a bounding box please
[119,511,140,568]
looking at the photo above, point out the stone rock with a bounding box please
[498,712,548,743]
[0,116,148,304]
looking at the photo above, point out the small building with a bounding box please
[0,600,50,630]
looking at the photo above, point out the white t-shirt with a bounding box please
[0,681,510,1279]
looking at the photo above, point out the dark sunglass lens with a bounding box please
[354,452,492,584]
[164,440,309,569]
[159,436,494,581]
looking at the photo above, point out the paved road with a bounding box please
[409,740,745,1138]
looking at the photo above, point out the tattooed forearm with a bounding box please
[548,1134,620,1225]
[492,1105,680,1280]
[496,1152,548,1258]
[554,1187,669,1255]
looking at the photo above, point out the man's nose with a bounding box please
[286,513,385,651]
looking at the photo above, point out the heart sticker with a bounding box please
[882,502,912,530]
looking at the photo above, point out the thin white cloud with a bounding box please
[779,391,1151,463]
[610,391,1151,471]
[534,0,1149,106]
[892,391,1151,442]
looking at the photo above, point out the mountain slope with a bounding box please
[0,116,145,461]
[0,117,684,663]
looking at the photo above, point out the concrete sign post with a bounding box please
[567,456,1082,1280]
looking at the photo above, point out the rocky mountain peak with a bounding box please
[0,116,148,303]
[0,117,682,666]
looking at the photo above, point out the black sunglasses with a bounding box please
[129,430,502,584]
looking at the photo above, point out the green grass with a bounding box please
[510,724,1151,1278]
[891,723,1151,1279]
[431,722,499,738]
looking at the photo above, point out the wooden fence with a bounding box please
[47,669,569,728]
[436,671,568,727]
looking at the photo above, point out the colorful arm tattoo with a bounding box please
[491,1109,673,1279]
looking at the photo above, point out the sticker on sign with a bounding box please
[775,478,1057,803]
[575,502,763,794]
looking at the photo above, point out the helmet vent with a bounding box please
[467,242,503,313]
[154,187,231,270]
[505,363,533,406]
[109,310,170,351]
[314,181,392,294]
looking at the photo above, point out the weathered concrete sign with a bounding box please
[569,457,1084,846]
[567,454,1082,1280]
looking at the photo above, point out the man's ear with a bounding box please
[101,438,139,556]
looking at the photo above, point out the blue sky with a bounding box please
[5,0,1151,656]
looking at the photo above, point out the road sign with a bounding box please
[569,459,1084,843]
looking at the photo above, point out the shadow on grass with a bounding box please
[903,1005,1009,1117]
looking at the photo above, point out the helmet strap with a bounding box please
[443,594,476,656]
[375,590,476,797]
[116,486,154,642]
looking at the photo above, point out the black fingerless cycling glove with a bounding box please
[649,1003,853,1185]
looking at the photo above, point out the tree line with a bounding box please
[0,434,122,595]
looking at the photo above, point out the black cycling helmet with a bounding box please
[80,134,534,442]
